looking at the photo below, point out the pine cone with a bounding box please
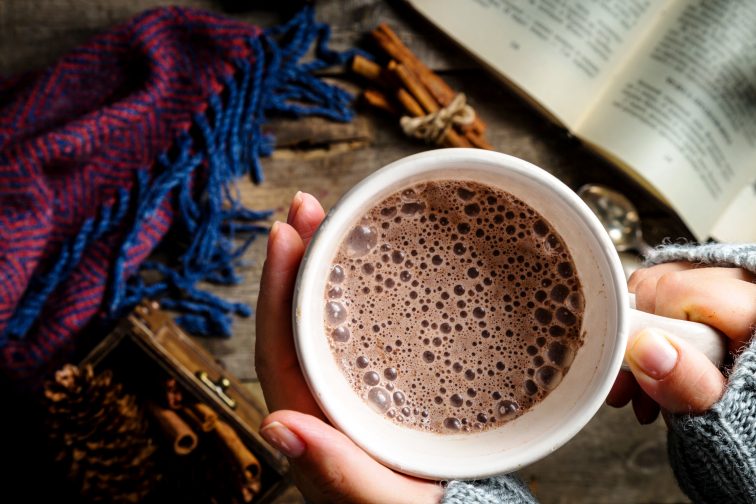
[45,364,161,503]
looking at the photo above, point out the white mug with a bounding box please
[292,149,725,480]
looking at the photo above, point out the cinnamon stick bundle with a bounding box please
[351,23,493,150]
[372,23,487,136]
[176,401,263,501]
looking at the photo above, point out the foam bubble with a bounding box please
[464,203,480,216]
[345,225,378,257]
[557,262,573,278]
[556,307,577,325]
[325,301,347,325]
[534,308,552,325]
[380,207,396,219]
[368,387,391,413]
[550,284,569,302]
[444,417,462,430]
[364,371,380,386]
[547,342,574,367]
[331,327,350,342]
[393,391,406,405]
[330,265,345,283]
[457,187,476,200]
[567,292,584,311]
[535,366,563,391]
[497,400,519,419]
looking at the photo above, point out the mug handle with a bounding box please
[622,293,728,371]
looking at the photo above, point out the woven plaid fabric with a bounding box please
[0,6,359,380]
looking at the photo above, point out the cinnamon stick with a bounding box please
[362,88,398,115]
[351,55,389,85]
[389,60,438,114]
[214,420,262,482]
[147,403,198,455]
[396,88,425,117]
[192,402,219,432]
[372,23,487,135]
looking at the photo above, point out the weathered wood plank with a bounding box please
[0,0,470,76]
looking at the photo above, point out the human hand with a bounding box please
[255,192,443,504]
[606,262,756,423]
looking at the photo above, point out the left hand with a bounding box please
[606,262,756,423]
[255,192,443,504]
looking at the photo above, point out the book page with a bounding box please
[578,0,756,240]
[711,181,756,243]
[406,0,670,127]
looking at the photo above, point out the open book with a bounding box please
[405,0,756,242]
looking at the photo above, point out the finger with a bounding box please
[631,389,660,424]
[260,411,443,504]
[630,263,695,313]
[633,266,753,315]
[606,370,638,408]
[628,262,694,293]
[626,328,726,414]
[287,191,325,248]
[653,272,756,346]
[255,222,322,416]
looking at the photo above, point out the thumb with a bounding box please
[626,328,726,414]
[259,410,442,504]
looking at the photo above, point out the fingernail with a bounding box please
[628,329,678,380]
[288,191,304,224]
[260,421,305,458]
[270,221,281,239]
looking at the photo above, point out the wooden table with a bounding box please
[2,1,692,502]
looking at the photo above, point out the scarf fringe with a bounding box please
[1,6,367,343]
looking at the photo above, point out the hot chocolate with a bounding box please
[323,180,584,433]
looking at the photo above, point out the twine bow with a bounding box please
[400,93,476,145]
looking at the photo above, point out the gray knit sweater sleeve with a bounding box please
[645,243,756,503]
[442,474,537,503]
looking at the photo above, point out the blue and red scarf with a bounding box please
[0,6,360,380]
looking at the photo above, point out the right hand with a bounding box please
[607,262,756,423]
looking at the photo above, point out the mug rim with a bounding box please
[292,148,628,479]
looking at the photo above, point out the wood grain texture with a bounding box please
[1,1,692,502]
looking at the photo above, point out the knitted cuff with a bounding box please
[442,474,537,504]
[666,335,756,503]
[649,242,756,502]
[644,243,756,275]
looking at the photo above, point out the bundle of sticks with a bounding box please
[148,378,262,503]
[353,23,492,150]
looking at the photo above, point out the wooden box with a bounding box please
[81,300,290,503]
